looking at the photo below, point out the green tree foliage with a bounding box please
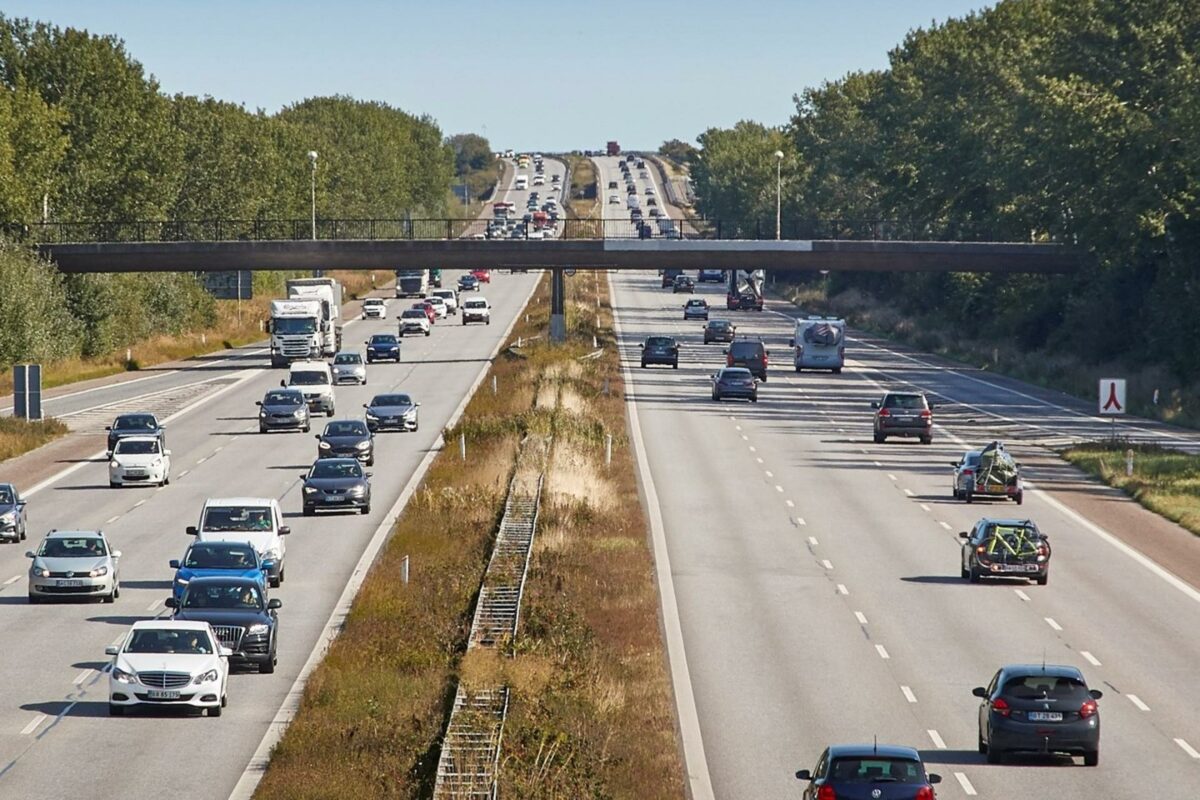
[0,243,79,364]
[689,121,794,222]
[0,82,67,222]
[659,138,697,164]
[447,132,493,174]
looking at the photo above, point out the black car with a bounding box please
[365,333,400,363]
[975,664,1101,765]
[697,269,724,283]
[727,290,763,311]
[300,457,372,515]
[364,393,420,432]
[257,388,311,433]
[711,367,758,402]
[672,275,695,293]
[960,518,1051,585]
[661,268,684,288]
[106,413,165,457]
[316,419,374,465]
[725,339,769,381]
[166,576,281,673]
[640,336,679,369]
[796,744,942,799]
[703,319,736,344]
[458,274,480,292]
[872,391,934,444]
[0,483,27,543]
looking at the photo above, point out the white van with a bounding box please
[790,316,846,373]
[514,176,528,190]
[187,498,289,586]
[287,360,335,415]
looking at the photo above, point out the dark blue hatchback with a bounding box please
[797,744,941,800]
[365,333,400,363]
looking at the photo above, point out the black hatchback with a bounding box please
[797,744,941,799]
[640,336,679,369]
[316,419,374,465]
[975,664,1101,766]
[725,339,769,381]
[106,413,165,457]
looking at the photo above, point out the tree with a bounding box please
[447,133,493,174]
[690,122,793,224]
[659,139,697,164]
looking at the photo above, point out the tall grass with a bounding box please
[1063,443,1200,536]
[0,417,68,462]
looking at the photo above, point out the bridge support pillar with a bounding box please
[550,267,566,342]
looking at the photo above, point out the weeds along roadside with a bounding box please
[253,270,683,798]
[1063,443,1200,537]
[0,417,68,462]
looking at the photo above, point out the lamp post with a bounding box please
[308,150,318,240]
[774,150,784,241]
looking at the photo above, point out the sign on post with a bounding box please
[200,270,253,300]
[1099,378,1126,415]
[13,364,42,420]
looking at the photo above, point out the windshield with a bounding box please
[311,460,364,479]
[201,506,274,532]
[273,317,317,335]
[402,310,426,319]
[730,343,762,358]
[1002,674,1086,698]
[183,583,263,610]
[126,628,214,655]
[397,270,424,278]
[646,337,675,348]
[828,758,924,783]
[264,391,301,406]
[40,536,106,557]
[371,394,411,407]
[720,369,753,380]
[184,544,257,569]
[433,291,453,300]
[883,394,926,409]
[115,439,160,455]
[370,335,397,344]
[803,322,844,346]
[464,301,486,309]
[289,371,329,386]
[325,421,367,436]
[363,299,383,305]
[114,415,156,431]
[333,354,362,365]
[0,487,14,504]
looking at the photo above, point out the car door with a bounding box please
[804,749,829,798]
[980,669,1002,740]
[272,503,286,561]
[962,521,981,570]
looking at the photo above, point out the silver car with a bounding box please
[331,351,367,385]
[28,530,121,603]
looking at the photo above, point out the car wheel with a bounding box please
[968,567,981,584]
[961,565,970,580]
[260,657,276,675]
[361,505,370,515]
[27,594,40,604]
[109,704,125,717]
[367,456,374,466]
[751,396,758,403]
[1036,573,1049,586]
[832,368,842,374]
[303,423,311,433]
[921,436,933,445]
[278,567,285,584]
[327,406,335,417]
[425,329,431,336]
[112,582,120,600]
[977,731,987,754]
[873,433,886,444]
[640,362,647,369]
[966,490,974,504]
[1083,749,1099,767]
[985,744,1002,765]
[672,362,678,370]
[260,425,268,434]
[795,366,802,373]
[1015,491,1024,505]
[209,703,222,718]
[303,505,314,517]
[269,575,280,588]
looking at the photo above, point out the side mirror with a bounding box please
[105,645,120,656]
[299,474,308,481]
[185,526,198,536]
[218,646,233,658]
[928,403,937,409]
[255,400,262,406]
[164,450,171,457]
[169,559,180,569]
[105,426,112,431]
[1089,689,1104,700]
[164,597,178,609]
[788,338,795,347]
[765,350,771,356]
[280,380,286,387]
[365,473,373,479]
[112,550,122,559]
[25,550,35,558]
[363,403,369,409]
[638,343,645,348]
[958,532,970,539]
[928,774,942,785]
[279,526,291,536]
[870,401,881,409]
[795,770,812,781]
[267,598,283,610]
[415,402,421,407]
[972,686,988,698]
[314,434,321,440]
[950,462,959,467]
[1014,462,1022,468]
[722,349,729,355]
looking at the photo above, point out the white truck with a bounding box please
[285,278,344,357]
[268,298,323,368]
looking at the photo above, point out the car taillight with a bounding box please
[963,469,974,476]
[878,408,890,417]
[1080,699,1097,719]
[920,409,932,419]
[915,786,934,800]
[816,786,836,800]
[1037,542,1050,559]
[727,354,733,366]
[991,697,1011,717]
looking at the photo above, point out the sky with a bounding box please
[4,0,986,152]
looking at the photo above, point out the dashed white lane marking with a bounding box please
[875,644,890,660]
[836,584,848,595]
[837,428,845,433]
[887,473,898,481]
[20,715,46,735]
[775,485,784,493]
[146,598,164,612]
[4,575,20,586]
[1175,738,1200,759]
[807,536,819,546]
[854,611,868,625]
[903,488,915,497]
[735,425,742,432]
[1127,694,1150,711]
[821,559,834,570]
[133,499,146,508]
[741,435,748,441]
[901,686,918,703]
[785,500,795,509]
[795,517,806,526]
[1045,617,1063,631]
[73,669,93,686]
[765,470,773,477]
[197,456,209,464]
[954,772,977,795]
[873,461,882,467]
[1081,651,1101,667]
[756,457,764,464]
[106,515,120,524]
[748,446,756,452]
[1014,589,1031,602]
[939,521,953,531]
[919,503,931,512]
[179,469,190,477]
[927,729,947,749]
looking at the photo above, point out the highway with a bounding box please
[610,269,1200,799]
[0,162,552,798]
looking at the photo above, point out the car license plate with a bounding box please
[1028,711,1062,722]
[56,579,83,587]
[324,496,346,503]
[126,470,146,476]
[148,690,180,700]
[1000,564,1037,572]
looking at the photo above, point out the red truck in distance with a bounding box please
[607,141,620,156]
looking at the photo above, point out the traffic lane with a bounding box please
[0,273,537,798]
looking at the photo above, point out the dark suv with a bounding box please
[975,664,1101,766]
[871,391,934,444]
[166,576,281,673]
[640,336,679,369]
[106,413,165,457]
[724,339,768,381]
[661,268,684,288]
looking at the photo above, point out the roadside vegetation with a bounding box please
[0,416,68,462]
[254,271,682,798]
[1063,444,1200,538]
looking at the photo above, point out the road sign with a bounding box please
[13,364,42,420]
[1099,378,1126,415]
[200,270,253,299]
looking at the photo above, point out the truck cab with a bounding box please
[395,270,429,298]
[285,278,343,357]
[268,298,323,368]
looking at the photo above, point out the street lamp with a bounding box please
[774,150,784,241]
[308,150,318,240]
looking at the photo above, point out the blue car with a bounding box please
[364,333,400,363]
[169,541,269,603]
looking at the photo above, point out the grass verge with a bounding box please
[253,271,683,798]
[1063,443,1200,537]
[0,417,69,462]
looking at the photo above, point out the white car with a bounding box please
[109,436,171,487]
[431,288,458,314]
[188,497,289,587]
[106,620,230,716]
[424,296,449,318]
[286,360,335,416]
[609,194,620,204]
[527,230,545,240]
[399,309,432,336]
[461,297,491,326]
[532,175,545,186]
[362,298,386,318]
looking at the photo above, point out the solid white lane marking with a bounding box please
[939,521,953,531]
[4,575,20,586]
[854,611,868,625]
[105,515,120,524]
[133,499,146,508]
[1014,589,1031,602]
[954,772,977,795]
[919,503,931,512]
[179,469,190,477]
[903,488,914,496]
[821,559,834,570]
[785,500,795,508]
[1045,617,1063,631]
[901,685,917,703]
[1127,694,1150,711]
[213,445,223,453]
[927,729,946,749]
[875,644,890,659]
[837,428,845,433]
[808,536,818,546]
[1081,651,1101,666]
[1175,738,1200,759]
[774,485,783,492]
[887,473,898,481]
[836,584,849,595]
[764,470,773,478]
[146,598,163,612]
[73,669,93,686]
[20,715,46,735]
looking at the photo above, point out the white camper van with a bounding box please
[790,316,846,373]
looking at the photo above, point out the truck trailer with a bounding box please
[285,277,344,357]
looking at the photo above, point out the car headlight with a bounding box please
[303,486,318,494]
[264,548,281,562]
[193,668,220,685]
[175,576,189,586]
[89,565,109,578]
[151,458,162,467]
[259,410,267,418]
[109,460,119,469]
[112,667,135,684]
[293,409,306,417]
[318,441,331,449]
[365,411,379,420]
[247,623,270,636]
[33,566,50,578]
[355,440,370,449]
[404,409,417,418]
[348,485,366,496]
[0,511,14,523]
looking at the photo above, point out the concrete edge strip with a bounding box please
[604,239,814,252]
[227,273,543,800]
[609,271,715,800]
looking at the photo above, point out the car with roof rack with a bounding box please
[959,517,1050,585]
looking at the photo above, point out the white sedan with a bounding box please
[361,298,386,318]
[106,620,230,716]
[109,436,171,487]
[609,194,620,204]
[424,296,449,318]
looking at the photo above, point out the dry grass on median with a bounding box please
[1063,443,1200,537]
[0,416,69,463]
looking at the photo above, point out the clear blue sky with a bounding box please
[6,0,985,152]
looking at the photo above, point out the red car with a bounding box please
[470,268,491,284]
[411,301,436,324]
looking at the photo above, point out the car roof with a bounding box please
[184,575,262,588]
[827,744,922,760]
[362,297,384,302]
[981,518,1040,529]
[115,412,157,420]
[203,497,276,507]
[884,390,924,397]
[266,387,304,397]
[114,435,162,444]
[312,457,361,467]
[189,540,255,551]
[999,664,1084,680]
[334,350,361,356]
[129,619,211,632]
[46,529,103,539]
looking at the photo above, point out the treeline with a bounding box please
[0,14,462,370]
[689,0,1200,390]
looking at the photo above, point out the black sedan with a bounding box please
[300,458,372,515]
[975,663,1101,765]
[316,419,374,465]
[256,389,311,433]
[166,575,281,673]
[365,333,401,363]
[796,744,941,799]
[106,413,165,457]
[0,483,28,543]
[711,367,758,402]
[672,275,695,293]
[458,274,480,292]
[703,319,736,344]
[364,393,420,432]
[640,336,679,369]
